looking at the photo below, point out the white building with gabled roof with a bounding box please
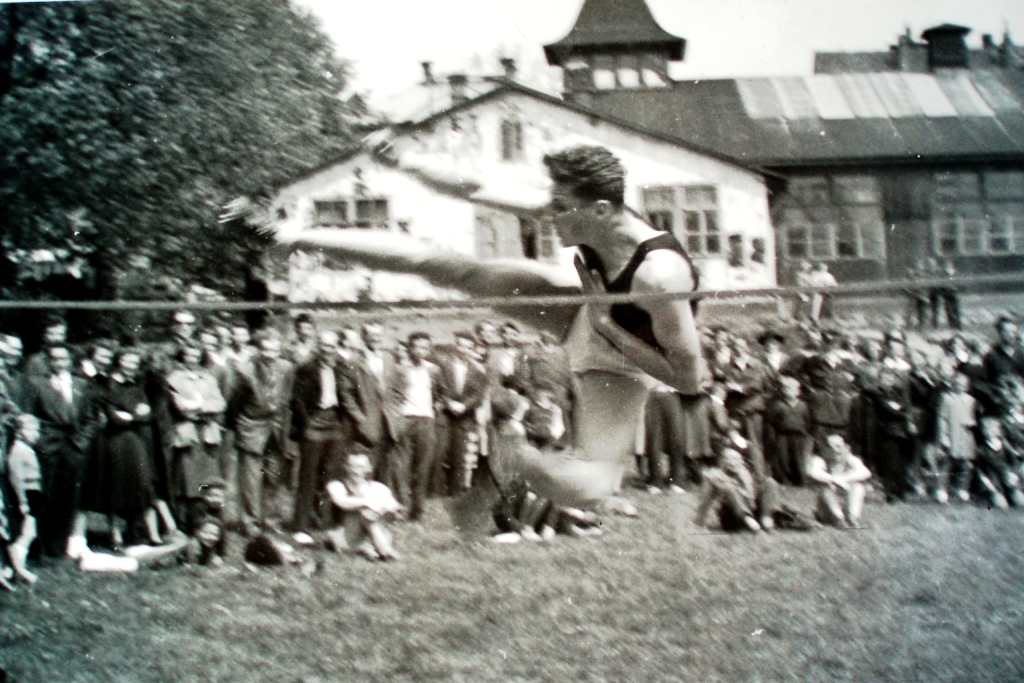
[269,71,778,302]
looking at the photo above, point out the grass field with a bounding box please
[2,486,1024,683]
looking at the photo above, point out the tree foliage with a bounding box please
[0,0,362,308]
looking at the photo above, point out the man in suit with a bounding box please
[390,331,443,520]
[26,343,99,558]
[436,332,488,494]
[338,323,395,472]
[231,330,295,536]
[290,330,347,533]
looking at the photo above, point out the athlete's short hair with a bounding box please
[542,146,625,206]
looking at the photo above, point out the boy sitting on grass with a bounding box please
[806,434,872,529]
[326,453,402,561]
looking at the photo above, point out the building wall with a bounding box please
[772,163,1024,284]
[270,88,777,300]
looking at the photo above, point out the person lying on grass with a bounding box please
[325,453,402,561]
[806,434,872,529]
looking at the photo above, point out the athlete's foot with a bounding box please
[759,515,775,532]
[520,526,543,542]
[603,496,638,517]
[668,484,687,495]
[0,572,14,592]
[743,516,762,533]
[9,545,37,584]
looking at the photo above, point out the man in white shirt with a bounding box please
[391,332,442,521]
[806,434,872,528]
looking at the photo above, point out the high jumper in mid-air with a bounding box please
[267,144,707,516]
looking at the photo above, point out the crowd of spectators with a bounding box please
[2,305,1023,586]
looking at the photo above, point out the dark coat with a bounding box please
[290,360,346,437]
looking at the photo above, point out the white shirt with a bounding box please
[51,370,73,405]
[401,364,434,418]
[451,358,467,396]
[364,351,385,391]
[319,364,338,410]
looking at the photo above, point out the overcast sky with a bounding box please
[295,0,1024,106]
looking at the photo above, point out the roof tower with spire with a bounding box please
[543,0,685,99]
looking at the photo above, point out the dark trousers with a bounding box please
[644,391,692,485]
[737,413,767,483]
[770,431,812,485]
[37,440,86,556]
[878,435,918,500]
[292,429,345,532]
[393,416,435,520]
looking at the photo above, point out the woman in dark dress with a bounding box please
[93,349,162,547]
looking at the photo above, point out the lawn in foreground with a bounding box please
[2,490,1024,683]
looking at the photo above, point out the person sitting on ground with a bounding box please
[694,446,772,533]
[5,415,43,585]
[185,479,228,567]
[325,453,402,561]
[974,417,1024,509]
[806,434,872,529]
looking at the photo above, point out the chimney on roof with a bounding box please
[422,61,435,85]
[893,29,928,72]
[448,73,468,103]
[921,24,971,69]
[499,57,517,81]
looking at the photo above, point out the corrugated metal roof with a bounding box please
[585,68,1024,164]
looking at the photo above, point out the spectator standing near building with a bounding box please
[166,340,227,528]
[936,372,978,503]
[26,342,98,558]
[807,262,837,323]
[230,331,295,536]
[290,331,347,533]
[391,332,442,521]
[436,332,488,494]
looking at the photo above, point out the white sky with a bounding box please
[295,0,1024,107]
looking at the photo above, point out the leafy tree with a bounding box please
[0,0,362,332]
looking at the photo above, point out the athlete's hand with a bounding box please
[574,255,613,329]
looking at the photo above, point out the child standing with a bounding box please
[936,372,977,503]
[6,415,43,584]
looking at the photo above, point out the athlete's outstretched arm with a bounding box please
[276,228,583,337]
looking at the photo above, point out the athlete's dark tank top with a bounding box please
[578,232,699,353]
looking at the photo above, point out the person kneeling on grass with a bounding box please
[325,453,402,562]
[806,434,872,529]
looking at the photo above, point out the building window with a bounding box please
[313,201,348,227]
[931,171,1024,255]
[313,199,388,229]
[518,217,559,261]
[642,185,722,257]
[593,69,616,90]
[500,119,523,161]
[751,237,766,264]
[779,175,884,261]
[727,235,744,266]
[355,199,388,228]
